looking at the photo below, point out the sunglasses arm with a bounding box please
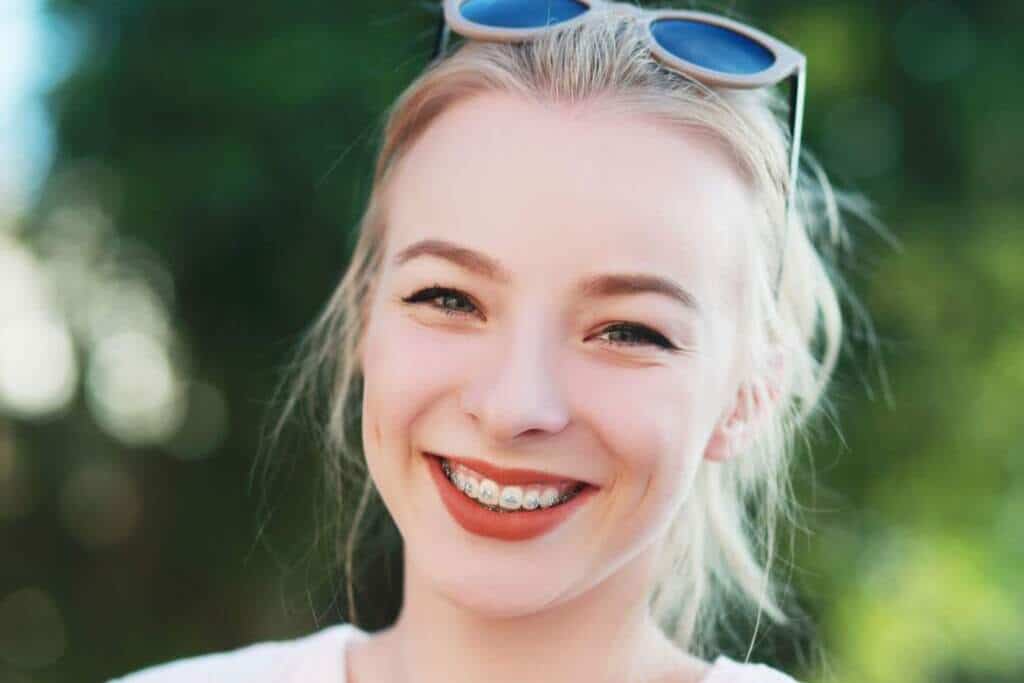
[773,64,806,297]
[786,65,806,214]
[433,4,451,62]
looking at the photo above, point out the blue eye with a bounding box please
[402,285,481,318]
[401,285,678,351]
[595,323,675,350]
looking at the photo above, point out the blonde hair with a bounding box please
[257,8,880,664]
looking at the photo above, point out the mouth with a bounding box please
[425,451,599,489]
[439,456,589,511]
[423,452,599,541]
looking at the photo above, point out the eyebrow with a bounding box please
[392,238,702,316]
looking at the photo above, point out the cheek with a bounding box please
[567,366,711,554]
[571,361,714,498]
[360,310,472,453]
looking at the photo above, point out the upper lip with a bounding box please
[427,452,598,488]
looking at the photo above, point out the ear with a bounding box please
[703,346,785,463]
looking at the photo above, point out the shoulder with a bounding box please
[107,623,366,683]
[701,655,803,683]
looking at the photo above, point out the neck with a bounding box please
[366,542,707,683]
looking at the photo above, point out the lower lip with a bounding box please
[425,453,598,542]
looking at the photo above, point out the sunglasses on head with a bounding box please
[430,0,806,299]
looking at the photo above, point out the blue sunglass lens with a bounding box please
[650,19,775,75]
[458,0,589,29]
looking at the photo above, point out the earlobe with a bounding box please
[703,413,750,462]
[703,348,786,463]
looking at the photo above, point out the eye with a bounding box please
[401,285,680,352]
[593,323,678,351]
[401,285,482,319]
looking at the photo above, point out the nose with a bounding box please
[459,325,571,444]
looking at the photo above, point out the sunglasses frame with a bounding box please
[432,0,806,298]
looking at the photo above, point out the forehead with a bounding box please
[383,91,753,309]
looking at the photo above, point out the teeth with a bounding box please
[498,486,523,510]
[478,479,500,506]
[440,459,583,512]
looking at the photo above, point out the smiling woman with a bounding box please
[109,3,874,683]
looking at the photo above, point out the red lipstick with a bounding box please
[424,453,598,542]
[430,453,594,487]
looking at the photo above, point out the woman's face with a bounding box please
[359,92,755,617]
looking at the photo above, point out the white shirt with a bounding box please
[108,622,799,682]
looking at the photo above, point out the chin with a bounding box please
[437,569,573,618]
[411,542,588,618]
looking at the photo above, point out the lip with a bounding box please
[425,452,598,488]
[424,452,598,542]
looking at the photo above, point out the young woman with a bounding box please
[112,1,870,681]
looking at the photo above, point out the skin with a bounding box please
[350,91,770,683]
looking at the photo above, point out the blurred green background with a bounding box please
[1,1,1021,681]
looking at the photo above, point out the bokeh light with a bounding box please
[85,331,186,447]
[0,310,77,419]
[0,236,52,319]
[82,277,173,348]
[58,459,142,548]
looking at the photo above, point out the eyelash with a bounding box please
[401,285,679,351]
